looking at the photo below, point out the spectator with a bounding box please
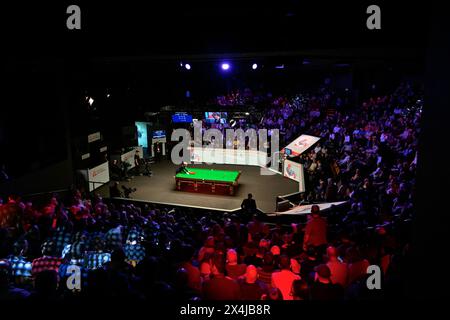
[291,279,310,300]
[237,265,268,300]
[261,287,283,301]
[31,242,63,277]
[29,270,60,301]
[258,252,276,288]
[104,248,133,278]
[310,264,344,300]
[326,246,348,287]
[179,244,202,293]
[271,255,300,300]
[346,247,370,285]
[202,254,241,300]
[300,245,320,284]
[0,261,30,300]
[198,236,215,262]
[225,249,247,280]
[248,215,265,240]
[173,267,200,301]
[303,205,328,251]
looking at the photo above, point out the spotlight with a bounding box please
[221,63,230,71]
[88,97,94,106]
[252,63,258,70]
[185,63,191,70]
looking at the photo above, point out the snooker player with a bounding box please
[176,162,193,175]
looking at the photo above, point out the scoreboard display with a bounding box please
[172,113,193,123]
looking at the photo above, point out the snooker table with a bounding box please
[175,168,241,196]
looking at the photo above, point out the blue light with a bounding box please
[185,63,191,70]
[252,63,258,70]
[221,63,230,70]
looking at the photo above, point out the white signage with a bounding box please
[189,147,267,167]
[283,134,320,156]
[87,161,110,192]
[271,201,347,215]
[88,132,101,143]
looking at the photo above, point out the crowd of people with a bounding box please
[0,81,421,301]
[0,193,400,301]
[203,81,419,227]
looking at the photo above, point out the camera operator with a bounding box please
[143,158,153,177]
[134,150,141,168]
[110,159,128,181]
[109,181,122,198]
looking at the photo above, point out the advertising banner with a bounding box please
[189,147,267,167]
[282,134,320,156]
[283,159,305,192]
[87,161,110,192]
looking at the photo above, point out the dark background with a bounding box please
[2,1,431,56]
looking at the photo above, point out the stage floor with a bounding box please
[96,160,299,212]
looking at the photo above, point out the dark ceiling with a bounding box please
[3,1,432,59]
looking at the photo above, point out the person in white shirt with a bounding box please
[271,255,300,300]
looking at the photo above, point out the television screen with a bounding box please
[172,113,193,123]
[135,122,150,148]
[152,130,166,139]
[204,112,228,124]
